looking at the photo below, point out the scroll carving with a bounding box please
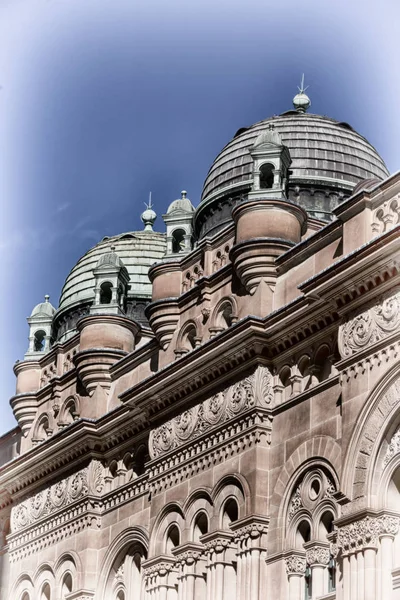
[285,554,306,575]
[372,196,400,236]
[339,287,400,358]
[306,546,330,566]
[149,366,273,459]
[11,460,105,533]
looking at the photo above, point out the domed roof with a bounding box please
[95,246,126,270]
[30,295,56,318]
[58,230,166,314]
[167,191,195,214]
[200,112,389,205]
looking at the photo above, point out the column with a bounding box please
[142,557,177,600]
[284,551,306,600]
[201,531,235,600]
[363,547,377,600]
[378,514,400,600]
[230,515,269,600]
[305,542,330,599]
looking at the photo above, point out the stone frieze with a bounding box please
[339,287,400,358]
[11,460,104,533]
[149,366,273,459]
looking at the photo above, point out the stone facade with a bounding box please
[1,99,400,600]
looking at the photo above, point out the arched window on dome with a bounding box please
[259,163,275,189]
[172,229,186,254]
[34,330,46,352]
[100,282,113,304]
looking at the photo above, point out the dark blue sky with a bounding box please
[1,0,400,433]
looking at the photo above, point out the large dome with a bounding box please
[195,112,389,237]
[54,230,166,341]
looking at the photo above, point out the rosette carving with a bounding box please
[149,366,273,458]
[339,287,400,357]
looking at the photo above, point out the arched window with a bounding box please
[295,520,311,549]
[165,525,180,553]
[116,590,125,600]
[40,583,51,600]
[100,282,113,304]
[172,229,186,253]
[21,593,30,600]
[34,330,46,352]
[193,512,209,543]
[221,498,239,528]
[61,573,73,598]
[259,163,275,189]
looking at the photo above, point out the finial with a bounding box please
[141,192,157,231]
[181,190,187,199]
[293,74,311,113]
[44,294,50,302]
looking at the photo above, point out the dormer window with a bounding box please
[100,282,113,304]
[260,163,275,189]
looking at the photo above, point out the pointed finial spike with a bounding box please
[181,190,187,199]
[293,74,311,113]
[44,294,50,302]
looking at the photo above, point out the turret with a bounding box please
[91,246,130,315]
[25,295,55,360]
[163,191,195,256]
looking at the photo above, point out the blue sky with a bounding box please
[1,0,400,434]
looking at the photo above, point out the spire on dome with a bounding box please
[293,74,311,113]
[141,192,157,231]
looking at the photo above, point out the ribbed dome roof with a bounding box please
[58,231,166,313]
[200,113,389,204]
[30,296,56,318]
[166,191,195,214]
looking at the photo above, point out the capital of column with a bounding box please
[284,550,307,576]
[304,541,330,566]
[230,514,269,547]
[200,530,234,557]
[336,513,400,555]
[142,554,176,579]
[171,542,204,566]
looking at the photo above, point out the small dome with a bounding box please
[30,295,56,318]
[352,177,381,195]
[167,191,195,214]
[253,128,283,147]
[95,246,125,270]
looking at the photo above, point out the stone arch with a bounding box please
[33,564,55,599]
[58,395,80,426]
[341,363,400,510]
[149,502,185,556]
[97,526,149,600]
[183,488,213,542]
[177,320,198,352]
[210,296,238,330]
[211,474,249,526]
[31,411,53,443]
[270,436,341,523]
[54,551,81,594]
[10,573,34,600]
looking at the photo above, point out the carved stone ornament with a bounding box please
[384,428,400,466]
[11,460,105,533]
[287,470,336,525]
[149,366,273,458]
[339,287,400,358]
[285,554,307,575]
[306,546,330,566]
[337,515,400,554]
[372,196,400,236]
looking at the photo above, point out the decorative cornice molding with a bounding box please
[149,366,273,459]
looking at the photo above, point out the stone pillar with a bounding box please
[230,516,269,600]
[143,556,178,600]
[172,543,207,600]
[200,531,235,600]
[284,551,306,600]
[336,512,400,600]
[304,541,330,599]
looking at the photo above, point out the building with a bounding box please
[1,85,400,600]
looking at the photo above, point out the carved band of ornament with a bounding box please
[174,550,203,565]
[10,460,105,533]
[337,515,400,554]
[8,512,101,563]
[204,537,232,554]
[148,417,271,496]
[234,522,268,543]
[306,547,330,566]
[340,341,400,382]
[285,555,307,575]
[384,428,400,466]
[143,562,175,577]
[338,287,400,359]
[149,366,273,459]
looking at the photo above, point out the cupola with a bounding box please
[25,295,55,360]
[91,246,130,315]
